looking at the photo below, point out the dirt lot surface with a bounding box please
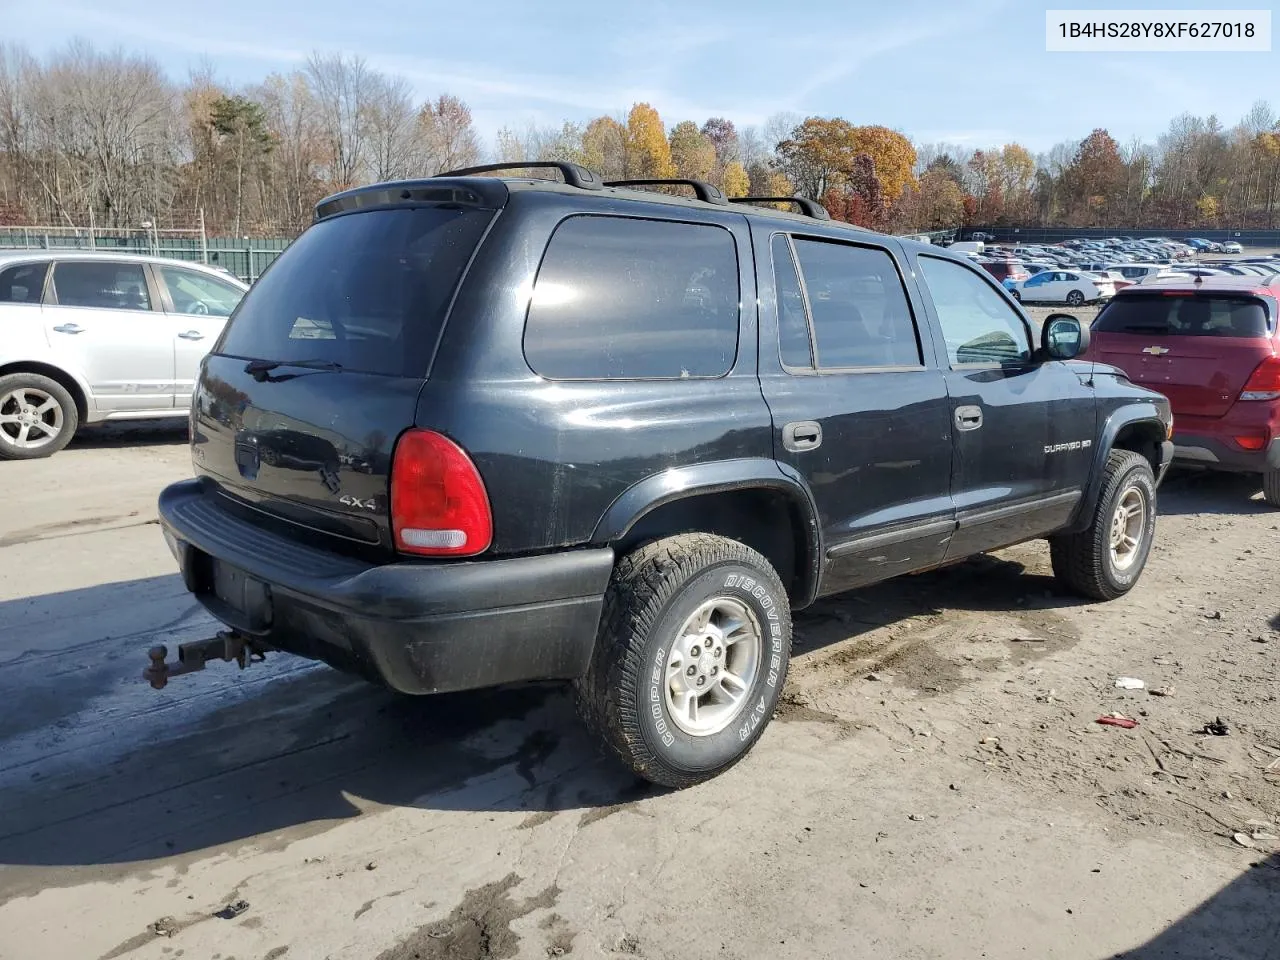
[1,423,1278,960]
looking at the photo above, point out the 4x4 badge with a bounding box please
[339,495,376,511]
[1142,346,1169,355]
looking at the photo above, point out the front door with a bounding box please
[908,253,1097,560]
[44,260,175,413]
[755,229,955,597]
[152,263,243,410]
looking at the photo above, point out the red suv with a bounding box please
[1084,275,1280,505]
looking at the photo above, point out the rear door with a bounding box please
[1088,291,1277,418]
[44,260,174,412]
[152,263,247,410]
[909,253,1097,558]
[755,229,954,595]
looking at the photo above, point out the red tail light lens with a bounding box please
[390,429,492,556]
[1235,435,1267,451]
[1240,356,1280,401]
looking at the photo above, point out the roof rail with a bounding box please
[727,196,831,221]
[434,161,603,190]
[603,179,727,205]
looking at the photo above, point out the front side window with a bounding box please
[786,238,921,369]
[52,262,152,312]
[524,215,740,380]
[159,266,245,317]
[918,256,1032,366]
[0,262,48,304]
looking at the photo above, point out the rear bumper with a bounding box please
[1172,435,1280,473]
[1171,404,1280,474]
[157,480,614,694]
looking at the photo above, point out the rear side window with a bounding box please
[524,215,740,380]
[785,238,921,369]
[1093,294,1272,338]
[52,261,152,311]
[772,236,813,368]
[217,206,492,377]
[0,262,48,303]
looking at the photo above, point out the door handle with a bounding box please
[52,323,84,334]
[955,405,983,431]
[177,330,205,341]
[783,420,823,452]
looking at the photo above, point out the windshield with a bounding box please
[216,206,493,378]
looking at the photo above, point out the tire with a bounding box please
[1050,450,1157,601]
[1066,289,1086,306]
[1010,290,1021,302]
[575,533,793,789]
[0,372,78,461]
[1263,470,1280,508]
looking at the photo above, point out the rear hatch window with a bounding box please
[1092,293,1272,338]
[1089,293,1277,418]
[216,206,493,378]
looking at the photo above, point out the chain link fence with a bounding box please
[0,226,292,283]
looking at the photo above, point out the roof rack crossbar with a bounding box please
[727,196,831,221]
[603,178,728,205]
[433,161,603,190]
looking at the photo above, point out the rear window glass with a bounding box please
[523,215,740,380]
[216,206,492,377]
[1093,294,1272,338]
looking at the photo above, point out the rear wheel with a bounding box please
[0,373,78,460]
[1050,450,1157,600]
[1263,470,1280,508]
[1066,289,1086,306]
[575,533,792,789]
[1010,289,1021,302]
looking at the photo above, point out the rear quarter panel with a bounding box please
[420,191,775,555]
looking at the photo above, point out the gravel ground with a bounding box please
[0,427,1277,960]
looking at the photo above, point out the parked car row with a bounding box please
[945,236,1280,306]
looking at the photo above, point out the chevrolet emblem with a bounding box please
[1142,346,1169,355]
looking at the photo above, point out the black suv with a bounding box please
[153,162,1174,788]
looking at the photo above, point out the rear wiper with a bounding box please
[244,358,343,381]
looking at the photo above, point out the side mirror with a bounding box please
[1041,313,1090,360]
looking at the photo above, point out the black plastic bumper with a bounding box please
[1171,436,1280,474]
[157,480,614,695]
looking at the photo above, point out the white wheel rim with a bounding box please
[0,387,64,450]
[1109,485,1146,571]
[664,597,762,737]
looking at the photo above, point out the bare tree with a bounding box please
[418,94,479,174]
[305,51,373,189]
[364,73,420,182]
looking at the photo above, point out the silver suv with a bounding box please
[0,251,248,459]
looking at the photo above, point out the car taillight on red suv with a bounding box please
[1239,355,1280,402]
[390,429,493,556]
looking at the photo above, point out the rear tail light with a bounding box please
[390,429,493,556]
[1235,435,1267,451]
[1239,356,1280,401]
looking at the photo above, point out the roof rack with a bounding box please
[434,161,603,190]
[603,179,727,205]
[727,196,831,221]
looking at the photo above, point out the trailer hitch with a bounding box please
[144,631,273,690]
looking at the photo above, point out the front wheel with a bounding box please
[1050,450,1157,600]
[1009,289,1022,301]
[575,533,792,789]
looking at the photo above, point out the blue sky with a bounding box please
[5,0,1276,153]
